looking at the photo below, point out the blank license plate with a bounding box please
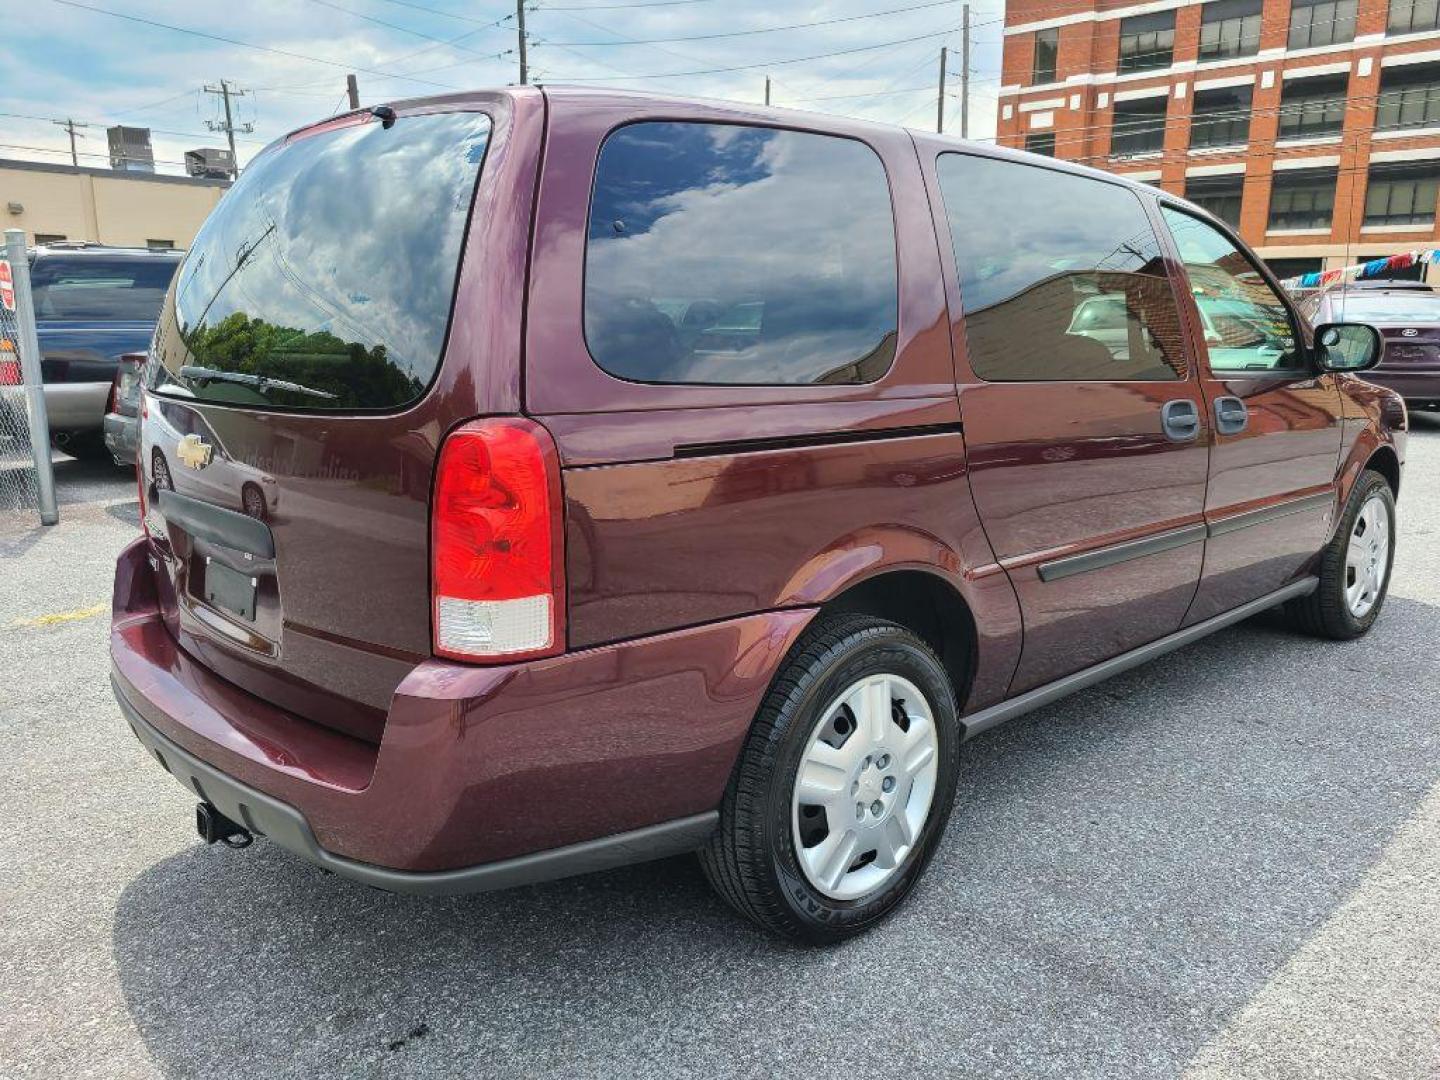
[204,559,257,622]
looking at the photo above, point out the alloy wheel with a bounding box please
[791,673,939,901]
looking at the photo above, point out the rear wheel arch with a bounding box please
[816,569,977,713]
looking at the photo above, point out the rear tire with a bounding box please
[1287,469,1395,640]
[56,431,111,462]
[699,614,962,943]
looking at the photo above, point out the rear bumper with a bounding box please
[110,536,813,890]
[1365,369,1440,405]
[114,678,717,896]
[45,381,110,432]
[103,411,138,465]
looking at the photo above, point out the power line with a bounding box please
[302,0,512,58]
[544,0,964,45]
[542,0,717,9]
[546,24,965,80]
[44,0,470,91]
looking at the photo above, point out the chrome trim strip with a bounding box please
[1037,523,1207,582]
[1206,490,1335,537]
[962,577,1318,740]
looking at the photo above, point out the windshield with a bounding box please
[1331,292,1440,323]
[31,255,179,321]
[148,110,490,412]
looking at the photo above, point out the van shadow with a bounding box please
[112,598,1440,1079]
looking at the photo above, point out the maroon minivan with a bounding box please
[111,87,1406,942]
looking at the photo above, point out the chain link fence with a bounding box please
[1,229,58,525]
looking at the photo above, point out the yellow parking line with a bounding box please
[10,602,108,630]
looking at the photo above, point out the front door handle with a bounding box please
[1161,398,1200,442]
[1214,395,1248,435]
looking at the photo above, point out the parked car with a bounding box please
[1299,280,1440,410]
[102,353,144,466]
[29,243,180,460]
[110,89,1405,943]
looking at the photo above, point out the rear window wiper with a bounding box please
[179,365,338,400]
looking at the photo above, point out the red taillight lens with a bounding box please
[431,418,565,662]
[0,347,19,386]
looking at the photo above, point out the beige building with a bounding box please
[0,158,228,249]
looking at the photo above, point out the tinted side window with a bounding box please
[936,154,1187,382]
[31,256,179,321]
[1160,207,1301,373]
[585,122,898,386]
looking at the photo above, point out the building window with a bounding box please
[1186,174,1245,227]
[1025,132,1057,156]
[1033,28,1058,84]
[33,233,66,245]
[1376,63,1440,131]
[1277,74,1349,140]
[1265,257,1324,279]
[1364,162,1440,226]
[1389,0,1440,35]
[1199,0,1263,61]
[1118,12,1175,73]
[1111,96,1169,155]
[1190,86,1252,148]
[1288,0,1357,49]
[1268,168,1338,230]
[146,239,175,250]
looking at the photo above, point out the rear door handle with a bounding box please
[1214,395,1248,435]
[1161,398,1200,442]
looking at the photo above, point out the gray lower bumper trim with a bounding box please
[112,676,718,896]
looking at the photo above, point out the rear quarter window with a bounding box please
[148,110,490,412]
[584,121,899,386]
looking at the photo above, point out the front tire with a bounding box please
[700,614,962,943]
[1288,469,1395,640]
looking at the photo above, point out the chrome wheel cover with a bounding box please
[1345,493,1390,619]
[790,673,939,901]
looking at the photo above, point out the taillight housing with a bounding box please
[431,418,565,662]
[0,342,19,386]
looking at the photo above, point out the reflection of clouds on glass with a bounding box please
[166,112,490,409]
[585,122,897,385]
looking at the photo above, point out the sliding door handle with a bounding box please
[1161,399,1200,442]
[1214,395,1248,435]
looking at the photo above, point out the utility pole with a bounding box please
[346,74,360,110]
[936,46,947,134]
[765,76,771,106]
[204,80,253,180]
[516,0,529,85]
[52,119,88,167]
[961,4,971,139]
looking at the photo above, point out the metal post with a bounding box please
[517,0,529,85]
[765,76,771,106]
[346,74,360,110]
[961,4,971,139]
[937,46,947,134]
[5,229,58,525]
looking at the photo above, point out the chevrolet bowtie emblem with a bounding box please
[177,433,213,470]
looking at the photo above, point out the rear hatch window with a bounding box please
[32,255,178,321]
[147,110,491,411]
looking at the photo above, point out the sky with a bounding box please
[0,0,1007,176]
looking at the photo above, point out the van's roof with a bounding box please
[285,84,1211,223]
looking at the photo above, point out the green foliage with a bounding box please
[182,311,424,409]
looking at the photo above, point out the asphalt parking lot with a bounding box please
[3,420,1438,1080]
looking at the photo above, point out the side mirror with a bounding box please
[1313,322,1384,373]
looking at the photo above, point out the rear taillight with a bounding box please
[431,418,565,662]
[0,344,19,386]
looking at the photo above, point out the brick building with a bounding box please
[996,0,1440,280]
